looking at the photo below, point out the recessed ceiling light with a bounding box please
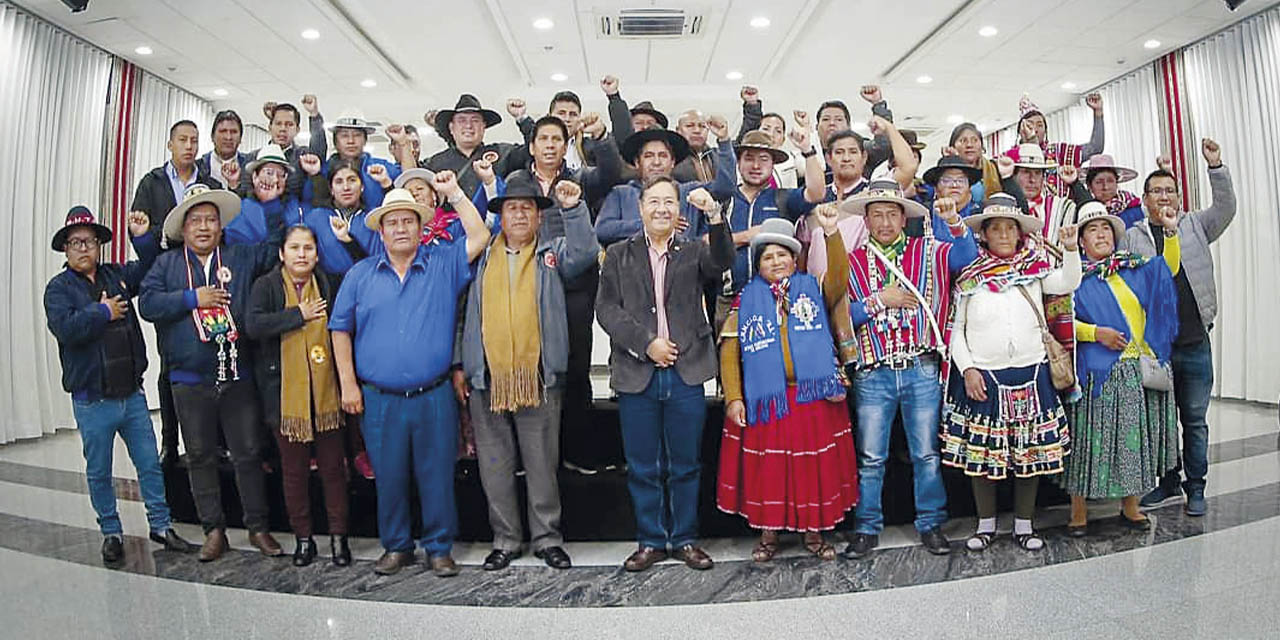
[978,25,998,37]
[1144,39,1161,49]
[550,72,568,82]
[134,45,152,55]
[213,88,228,97]
[725,70,744,81]
[916,75,933,84]
[946,114,965,124]
[301,28,320,40]
[750,16,771,29]
[1061,81,1077,90]
[533,17,554,30]
[360,78,377,88]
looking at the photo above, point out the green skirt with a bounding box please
[1057,358,1178,499]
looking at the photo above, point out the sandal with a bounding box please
[751,540,779,563]
[803,534,837,561]
[1014,532,1044,551]
[966,531,995,551]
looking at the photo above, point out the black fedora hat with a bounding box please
[487,178,555,214]
[436,94,503,133]
[923,154,983,186]
[621,127,691,166]
[629,101,669,129]
[52,206,112,252]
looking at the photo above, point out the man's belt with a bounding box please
[365,372,451,398]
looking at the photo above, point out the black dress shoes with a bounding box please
[483,548,522,571]
[149,528,193,552]
[102,535,124,564]
[331,536,352,567]
[920,528,952,555]
[534,546,572,569]
[293,537,317,567]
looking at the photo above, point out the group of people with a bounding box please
[44,77,1235,576]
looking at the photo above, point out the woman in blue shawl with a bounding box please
[1059,201,1182,536]
[716,214,856,563]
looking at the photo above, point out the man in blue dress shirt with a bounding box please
[329,187,489,577]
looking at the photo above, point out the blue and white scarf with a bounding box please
[738,273,843,425]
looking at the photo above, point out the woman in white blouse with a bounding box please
[941,193,1081,551]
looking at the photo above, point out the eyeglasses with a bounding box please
[257,167,288,180]
[937,177,969,187]
[1146,187,1178,196]
[66,238,100,250]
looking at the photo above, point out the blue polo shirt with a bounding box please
[328,241,471,390]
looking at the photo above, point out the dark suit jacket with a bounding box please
[596,221,734,394]
[129,164,221,251]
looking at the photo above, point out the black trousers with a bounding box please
[171,380,270,533]
[559,270,613,468]
[158,361,180,454]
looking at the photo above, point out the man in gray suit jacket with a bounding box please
[596,176,733,573]
[1129,138,1235,517]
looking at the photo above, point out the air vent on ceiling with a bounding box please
[598,8,704,39]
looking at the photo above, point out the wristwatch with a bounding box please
[801,147,818,158]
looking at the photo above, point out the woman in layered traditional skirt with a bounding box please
[942,194,1081,552]
[1058,201,1182,535]
[717,216,857,562]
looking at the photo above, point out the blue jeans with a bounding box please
[852,358,948,535]
[361,383,458,557]
[71,392,171,536]
[617,368,706,549]
[1167,337,1213,492]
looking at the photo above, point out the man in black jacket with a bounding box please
[253,96,328,200]
[129,119,222,465]
[43,206,193,565]
[196,110,251,195]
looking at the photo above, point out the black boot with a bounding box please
[293,537,317,567]
[331,535,351,567]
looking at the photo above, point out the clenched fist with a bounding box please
[299,153,322,176]
[581,112,606,139]
[302,94,319,116]
[740,85,759,104]
[366,163,391,188]
[554,180,582,209]
[506,98,526,119]
[600,75,620,96]
[127,211,150,237]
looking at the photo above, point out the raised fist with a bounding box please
[934,196,960,225]
[301,94,319,116]
[581,112,606,139]
[686,187,718,213]
[788,127,810,151]
[1057,224,1079,251]
[472,158,496,186]
[813,202,839,235]
[127,211,150,237]
[740,85,759,104]
[222,160,241,188]
[793,110,810,129]
[1086,92,1103,116]
[600,75,619,96]
[707,114,730,140]
[554,180,582,209]
[1058,164,1079,185]
[423,109,439,128]
[506,98,526,119]
[366,163,390,187]
[299,153,322,176]
[1201,138,1222,167]
[385,123,407,143]
[867,115,893,137]
[432,170,462,200]
[860,85,883,104]
[996,155,1016,179]
[329,215,352,243]
[262,101,277,122]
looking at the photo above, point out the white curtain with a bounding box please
[242,124,270,154]
[1096,67,1164,184]
[1180,6,1280,403]
[0,3,113,443]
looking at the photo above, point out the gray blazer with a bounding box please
[596,222,734,394]
[1125,166,1235,330]
[461,202,600,391]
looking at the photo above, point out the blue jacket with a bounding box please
[302,206,373,279]
[302,152,401,211]
[139,243,278,384]
[224,195,300,248]
[461,203,600,391]
[44,232,158,399]
[197,150,253,197]
[594,139,738,247]
[725,186,817,294]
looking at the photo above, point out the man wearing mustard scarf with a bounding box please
[459,178,601,571]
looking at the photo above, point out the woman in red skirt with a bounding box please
[717,215,858,562]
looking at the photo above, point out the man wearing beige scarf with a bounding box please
[459,178,601,570]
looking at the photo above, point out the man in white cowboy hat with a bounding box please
[426,94,524,198]
[224,143,297,247]
[1008,142,1077,241]
[714,128,825,329]
[329,187,489,577]
[44,206,194,565]
[197,109,252,196]
[138,184,284,562]
[1130,138,1236,518]
[128,119,225,465]
[1010,93,1105,196]
[817,179,977,560]
[253,96,328,200]
[301,110,401,211]
[1058,153,1144,229]
[458,178,600,572]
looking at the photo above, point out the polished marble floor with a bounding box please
[0,399,1277,638]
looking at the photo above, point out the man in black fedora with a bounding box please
[44,206,193,565]
[425,94,525,198]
